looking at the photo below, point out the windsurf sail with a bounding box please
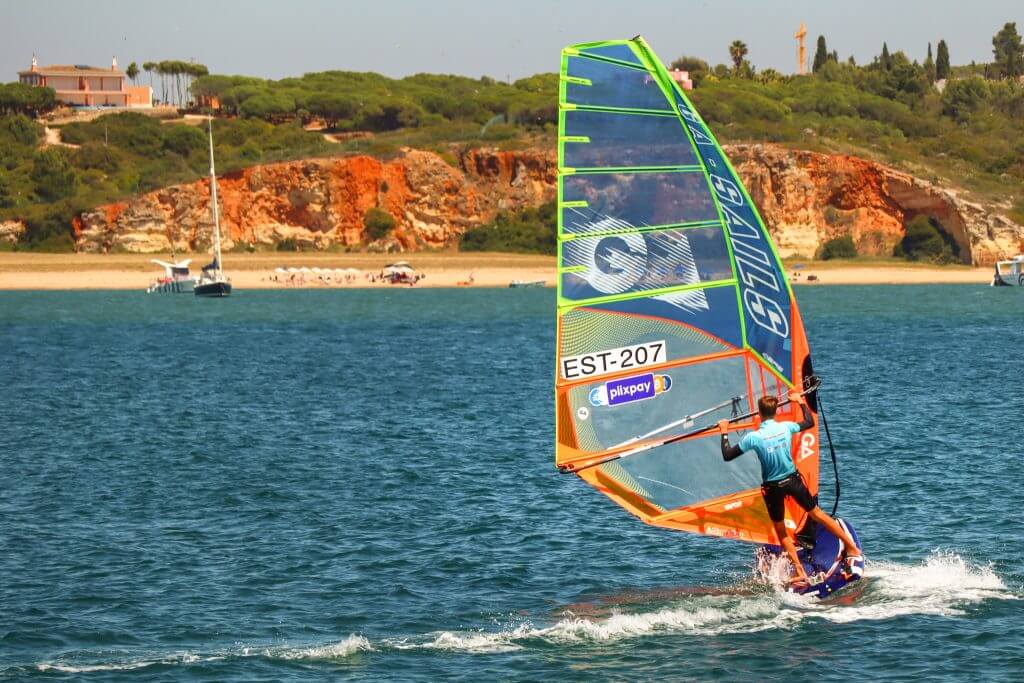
[555,37,822,545]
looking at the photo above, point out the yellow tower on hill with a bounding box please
[795,22,808,75]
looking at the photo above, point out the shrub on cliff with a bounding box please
[895,215,958,263]
[460,201,556,255]
[364,207,396,241]
[816,235,858,260]
[31,149,77,201]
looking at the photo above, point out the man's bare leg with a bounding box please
[773,520,809,583]
[808,507,862,557]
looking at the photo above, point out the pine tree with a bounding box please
[881,42,892,70]
[924,42,936,82]
[812,35,828,73]
[936,40,951,80]
[992,22,1024,79]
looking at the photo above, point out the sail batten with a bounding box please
[556,38,820,545]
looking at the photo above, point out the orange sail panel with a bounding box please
[555,38,820,545]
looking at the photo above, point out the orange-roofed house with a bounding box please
[18,55,152,108]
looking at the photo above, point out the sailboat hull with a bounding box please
[194,281,232,297]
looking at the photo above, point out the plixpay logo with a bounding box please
[589,373,672,407]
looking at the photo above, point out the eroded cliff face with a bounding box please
[728,144,1023,265]
[73,148,557,254]
[70,143,1022,264]
[0,220,25,244]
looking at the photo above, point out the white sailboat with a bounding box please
[194,117,232,298]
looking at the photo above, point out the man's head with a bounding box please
[758,396,779,419]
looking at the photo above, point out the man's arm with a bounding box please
[717,419,744,461]
[789,391,814,431]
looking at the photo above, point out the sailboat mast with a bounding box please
[207,117,223,274]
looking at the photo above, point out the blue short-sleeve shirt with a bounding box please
[738,419,800,483]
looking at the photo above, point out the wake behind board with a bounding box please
[759,519,865,599]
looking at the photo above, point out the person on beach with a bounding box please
[717,392,862,586]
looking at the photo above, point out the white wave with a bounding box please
[270,634,373,660]
[382,596,794,653]
[36,661,155,673]
[383,551,1015,654]
[800,550,1014,623]
[35,651,211,673]
[32,636,371,674]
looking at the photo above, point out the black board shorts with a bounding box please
[762,473,818,523]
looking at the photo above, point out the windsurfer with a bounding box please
[718,392,862,585]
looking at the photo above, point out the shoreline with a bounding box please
[0,253,997,290]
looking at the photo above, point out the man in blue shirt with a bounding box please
[718,391,862,586]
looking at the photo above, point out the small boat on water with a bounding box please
[991,255,1024,287]
[509,280,545,288]
[194,117,232,298]
[146,257,194,294]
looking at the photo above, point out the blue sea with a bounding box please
[1,286,1021,681]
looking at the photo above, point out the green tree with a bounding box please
[936,40,951,79]
[924,43,936,83]
[126,61,139,85]
[3,114,42,146]
[992,22,1024,79]
[460,201,556,254]
[239,92,296,121]
[162,124,206,155]
[881,42,892,70]
[306,93,357,129]
[363,207,396,240]
[941,77,990,121]
[0,172,15,208]
[31,149,77,201]
[728,40,748,75]
[0,83,57,117]
[812,35,828,73]
[816,234,857,260]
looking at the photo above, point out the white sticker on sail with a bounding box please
[561,340,667,380]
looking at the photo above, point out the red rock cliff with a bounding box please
[73,143,1022,264]
[728,144,1023,265]
[74,148,557,254]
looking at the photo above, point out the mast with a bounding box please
[207,117,223,275]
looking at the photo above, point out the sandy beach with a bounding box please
[0,252,997,290]
[0,252,554,290]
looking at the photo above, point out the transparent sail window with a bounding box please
[563,109,699,169]
[566,355,751,454]
[577,44,644,66]
[564,56,672,112]
[560,171,719,236]
[605,434,763,511]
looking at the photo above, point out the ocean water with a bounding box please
[1,285,1021,681]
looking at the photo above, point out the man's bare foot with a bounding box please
[789,574,810,586]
